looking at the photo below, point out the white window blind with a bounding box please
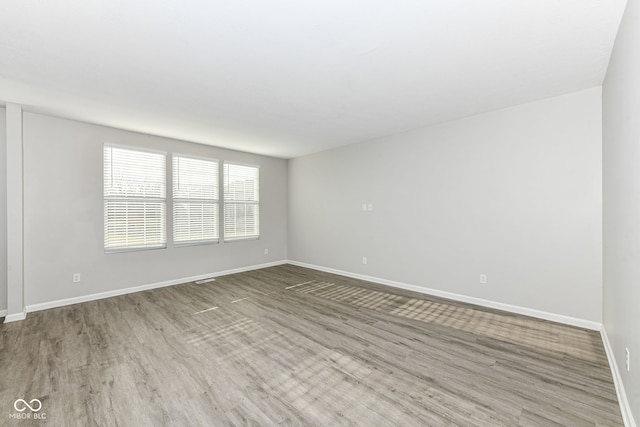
[173,155,219,244]
[104,145,166,251]
[223,162,259,240]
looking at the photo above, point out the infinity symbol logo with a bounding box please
[14,399,42,412]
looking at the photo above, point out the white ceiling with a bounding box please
[0,0,627,159]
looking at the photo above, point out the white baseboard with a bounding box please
[287,260,602,331]
[601,328,637,427]
[26,260,287,314]
[15,258,600,331]
[3,309,27,323]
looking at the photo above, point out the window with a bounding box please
[104,145,166,251]
[173,155,219,244]
[223,162,259,240]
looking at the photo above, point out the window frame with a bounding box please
[172,153,220,247]
[223,161,260,242]
[103,144,167,253]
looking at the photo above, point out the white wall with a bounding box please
[603,0,640,423]
[0,107,7,313]
[289,88,603,324]
[21,112,287,307]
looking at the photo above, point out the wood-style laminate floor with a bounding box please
[0,264,623,426]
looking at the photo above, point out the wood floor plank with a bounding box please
[0,264,624,426]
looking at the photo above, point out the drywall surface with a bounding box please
[603,0,640,423]
[289,88,602,323]
[22,112,287,306]
[0,108,7,313]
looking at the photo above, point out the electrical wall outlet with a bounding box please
[264,248,269,255]
[362,257,368,265]
[479,274,487,284]
[73,273,81,283]
[626,347,630,371]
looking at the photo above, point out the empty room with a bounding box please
[1,0,638,426]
